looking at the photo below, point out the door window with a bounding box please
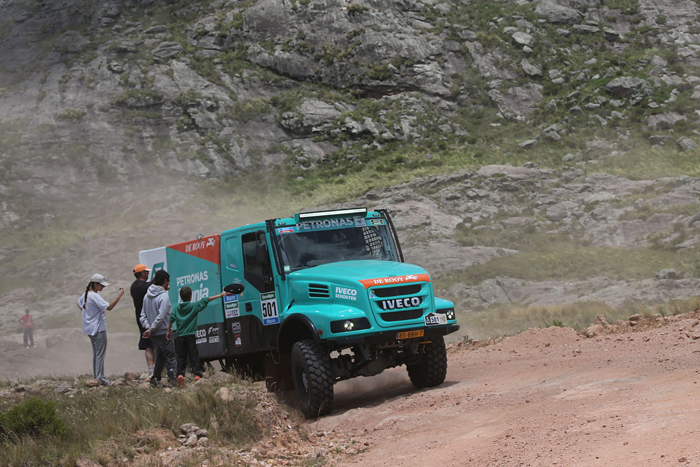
[242,231,274,293]
[225,236,239,271]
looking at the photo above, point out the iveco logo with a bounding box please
[379,297,422,310]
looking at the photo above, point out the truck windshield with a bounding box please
[275,219,399,271]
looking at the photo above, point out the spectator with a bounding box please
[78,273,124,386]
[130,264,155,377]
[167,287,232,386]
[140,270,176,387]
[18,309,35,349]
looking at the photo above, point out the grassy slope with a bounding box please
[1,0,700,343]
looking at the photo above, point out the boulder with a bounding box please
[145,25,168,34]
[519,139,538,149]
[676,137,698,151]
[185,434,198,446]
[573,24,600,34]
[655,269,682,280]
[521,59,542,77]
[648,112,686,129]
[512,31,535,48]
[648,135,675,146]
[605,77,651,98]
[215,387,234,402]
[534,0,582,24]
[180,423,200,436]
[603,28,620,41]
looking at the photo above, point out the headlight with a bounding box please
[437,308,455,320]
[330,318,371,333]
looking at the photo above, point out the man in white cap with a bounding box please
[78,273,124,386]
[131,264,155,377]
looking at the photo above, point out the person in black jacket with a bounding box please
[131,264,154,377]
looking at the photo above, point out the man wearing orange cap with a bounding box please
[131,264,155,377]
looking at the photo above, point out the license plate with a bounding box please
[397,329,424,340]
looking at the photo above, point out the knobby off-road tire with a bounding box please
[406,336,447,389]
[291,339,334,418]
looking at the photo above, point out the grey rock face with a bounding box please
[55,31,89,54]
[152,42,184,59]
[145,25,168,34]
[279,98,347,135]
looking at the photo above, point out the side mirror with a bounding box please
[224,283,245,295]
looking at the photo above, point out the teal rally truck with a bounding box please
[138,207,459,418]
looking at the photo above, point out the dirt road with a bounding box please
[312,313,700,466]
[4,313,700,466]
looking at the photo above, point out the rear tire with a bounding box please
[291,339,334,418]
[406,336,447,389]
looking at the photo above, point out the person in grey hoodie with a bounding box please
[140,269,177,387]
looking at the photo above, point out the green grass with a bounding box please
[0,375,265,467]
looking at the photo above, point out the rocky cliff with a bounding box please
[1,0,700,334]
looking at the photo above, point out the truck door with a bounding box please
[220,229,279,354]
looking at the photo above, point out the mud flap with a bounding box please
[265,351,292,392]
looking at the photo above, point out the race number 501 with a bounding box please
[260,292,279,325]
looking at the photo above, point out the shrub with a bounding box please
[227,98,271,122]
[111,89,164,108]
[56,108,86,123]
[347,3,368,14]
[367,64,391,81]
[0,398,66,441]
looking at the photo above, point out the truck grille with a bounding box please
[308,283,330,299]
[369,281,431,327]
[372,284,421,298]
[380,309,423,322]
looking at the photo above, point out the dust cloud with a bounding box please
[332,368,415,412]
[0,172,284,382]
[0,331,144,381]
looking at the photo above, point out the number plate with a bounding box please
[424,313,447,326]
[397,329,424,340]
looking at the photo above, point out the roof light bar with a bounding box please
[297,208,367,220]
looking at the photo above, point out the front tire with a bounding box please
[291,339,334,418]
[406,336,447,389]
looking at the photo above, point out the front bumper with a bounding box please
[326,324,459,348]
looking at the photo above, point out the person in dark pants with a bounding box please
[140,270,176,387]
[166,287,232,387]
[18,309,35,348]
[130,264,154,377]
